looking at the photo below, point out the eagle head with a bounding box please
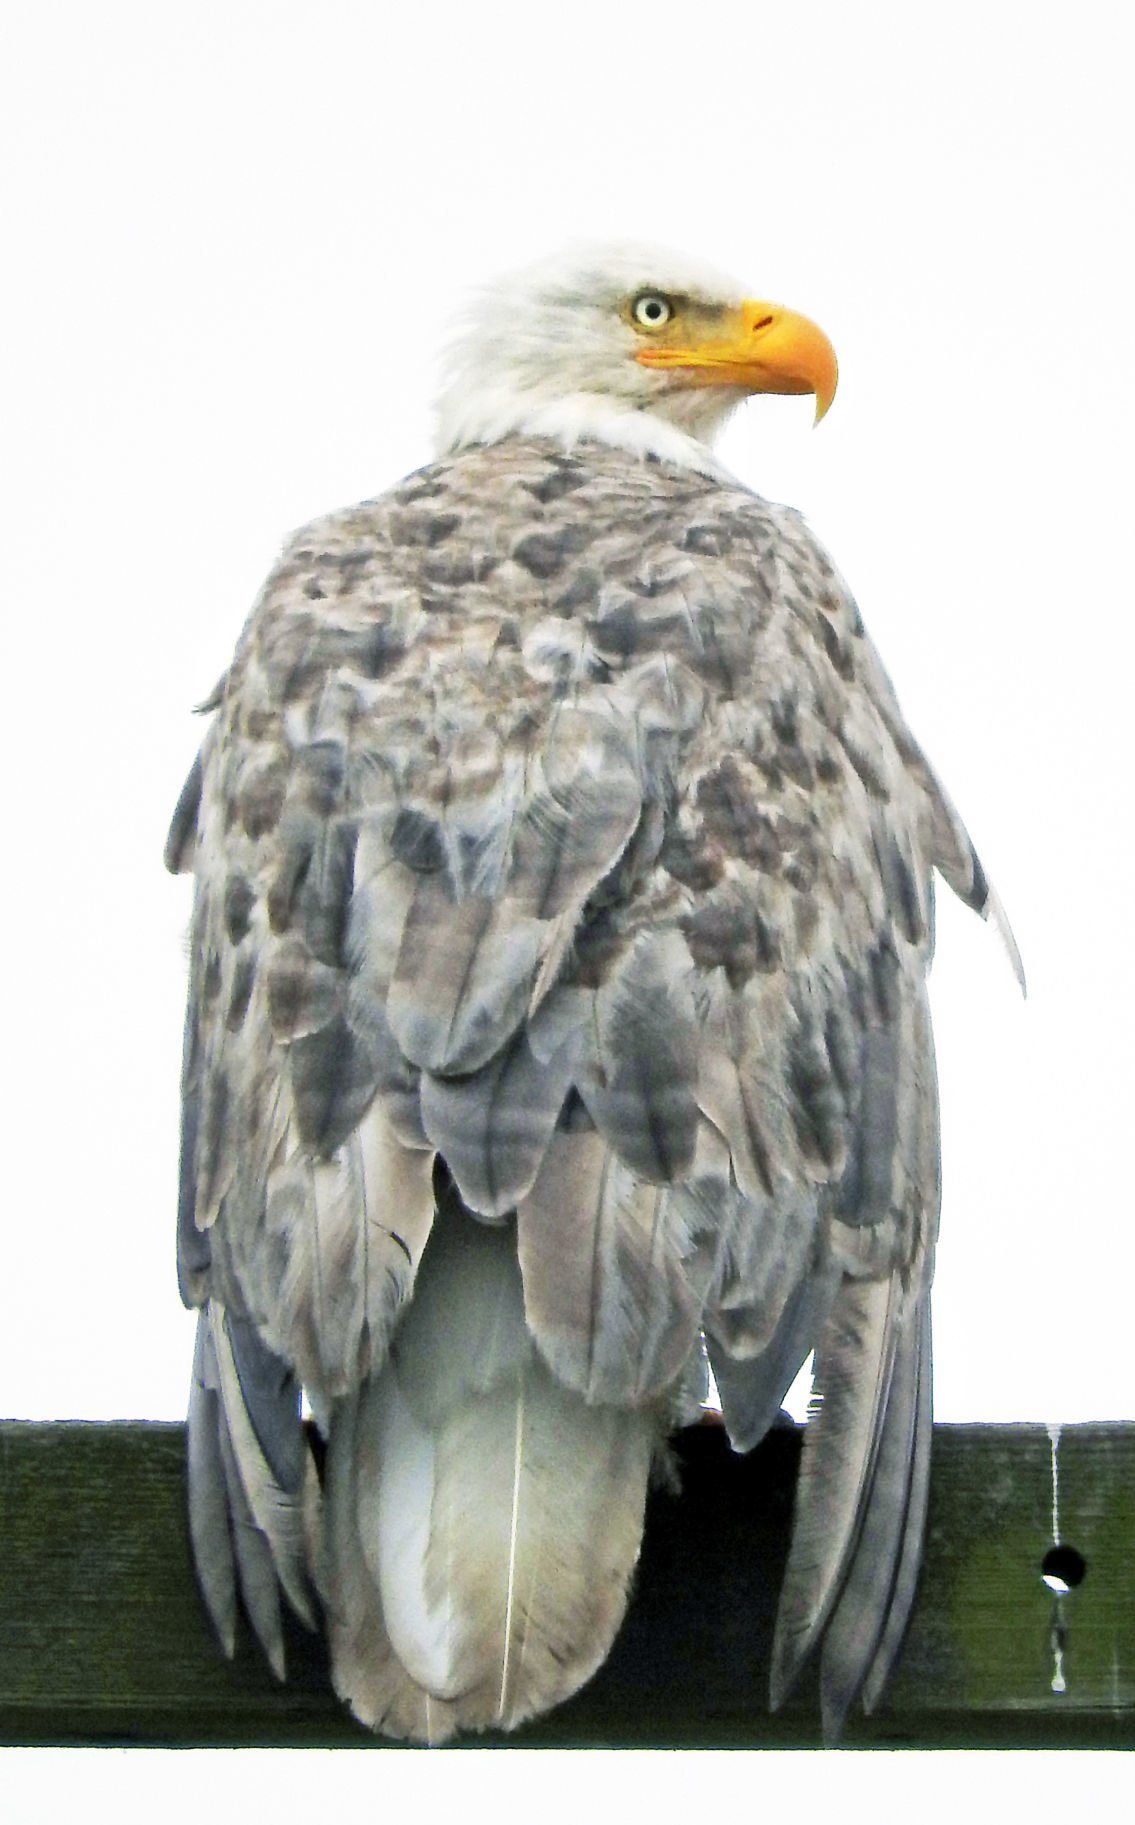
[435,242,837,473]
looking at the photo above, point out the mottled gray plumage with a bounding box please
[170,255,1014,1742]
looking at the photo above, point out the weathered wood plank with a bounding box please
[1,1420,1132,1747]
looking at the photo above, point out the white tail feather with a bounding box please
[327,1201,661,1738]
[498,1378,526,1717]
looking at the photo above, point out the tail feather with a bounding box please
[320,1387,460,1744]
[323,1194,659,1740]
[423,1361,655,1732]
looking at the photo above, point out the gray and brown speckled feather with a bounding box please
[170,433,1007,1742]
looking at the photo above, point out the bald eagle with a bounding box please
[166,244,1017,1744]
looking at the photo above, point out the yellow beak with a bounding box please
[635,300,838,424]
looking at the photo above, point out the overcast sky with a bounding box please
[3,0,1131,1811]
[3,1,1130,1437]
[4,0,1131,1438]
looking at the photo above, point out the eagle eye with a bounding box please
[631,293,674,330]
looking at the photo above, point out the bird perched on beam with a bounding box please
[166,243,1018,1744]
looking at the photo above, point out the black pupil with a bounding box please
[643,299,663,320]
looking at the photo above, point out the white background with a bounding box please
[1,0,1130,1809]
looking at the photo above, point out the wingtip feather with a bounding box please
[983,879,1026,996]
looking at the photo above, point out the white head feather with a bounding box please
[434,242,753,478]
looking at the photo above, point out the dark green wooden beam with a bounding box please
[1,1420,1132,1748]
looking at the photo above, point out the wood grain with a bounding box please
[1,1419,1131,1747]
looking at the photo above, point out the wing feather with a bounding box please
[517,1125,721,1403]
[419,1022,581,1216]
[263,1100,435,1402]
[206,1301,316,1631]
[186,1313,237,1655]
[769,1270,903,1709]
[707,1255,840,1452]
[817,1293,925,1739]
[575,931,702,1183]
[861,1309,934,1711]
